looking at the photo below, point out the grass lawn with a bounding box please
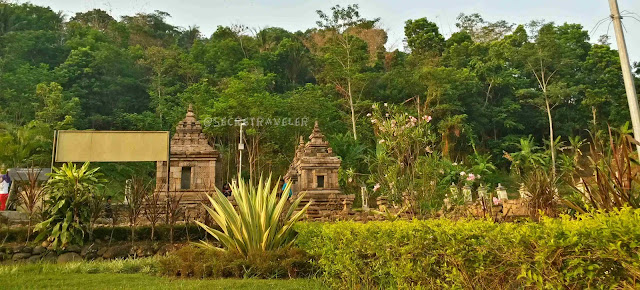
[0,272,327,289]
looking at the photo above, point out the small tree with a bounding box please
[16,168,46,243]
[87,190,106,239]
[125,177,151,243]
[143,190,163,241]
[35,162,105,250]
[166,191,184,244]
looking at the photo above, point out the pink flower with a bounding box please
[466,173,476,181]
[373,183,380,192]
[427,116,432,122]
[385,113,390,117]
[493,197,501,205]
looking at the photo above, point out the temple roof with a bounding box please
[170,105,217,157]
[286,121,340,180]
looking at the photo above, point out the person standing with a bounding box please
[0,170,11,211]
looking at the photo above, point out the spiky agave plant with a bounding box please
[195,175,311,257]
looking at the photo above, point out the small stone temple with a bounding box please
[155,105,219,210]
[285,122,354,219]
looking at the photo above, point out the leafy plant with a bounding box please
[522,167,559,220]
[367,103,438,209]
[504,135,547,175]
[34,162,105,250]
[567,124,640,212]
[195,175,311,257]
[15,167,46,242]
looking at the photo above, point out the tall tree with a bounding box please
[404,17,445,55]
[313,4,380,140]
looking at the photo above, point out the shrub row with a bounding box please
[0,224,211,243]
[295,208,640,289]
[158,246,318,279]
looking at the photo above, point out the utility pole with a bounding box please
[609,0,640,158]
[236,119,247,180]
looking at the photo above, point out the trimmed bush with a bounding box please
[159,246,318,279]
[0,224,213,244]
[295,208,640,289]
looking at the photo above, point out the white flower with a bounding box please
[460,171,466,176]
[452,162,458,166]
[366,113,372,117]
[373,183,380,191]
[384,103,388,107]
[378,139,385,144]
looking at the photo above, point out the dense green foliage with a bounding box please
[295,208,640,289]
[0,2,638,203]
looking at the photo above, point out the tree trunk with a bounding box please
[545,95,556,177]
[348,79,357,140]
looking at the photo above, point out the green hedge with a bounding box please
[159,246,318,279]
[295,208,640,289]
[0,224,211,244]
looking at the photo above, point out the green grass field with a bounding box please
[0,272,326,289]
[0,260,327,290]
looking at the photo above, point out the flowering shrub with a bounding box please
[367,103,438,210]
[295,208,640,289]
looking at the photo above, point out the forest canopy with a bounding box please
[0,2,638,196]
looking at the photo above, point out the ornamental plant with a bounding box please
[367,103,438,211]
[35,162,105,250]
[196,175,311,257]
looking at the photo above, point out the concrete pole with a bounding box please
[609,0,640,158]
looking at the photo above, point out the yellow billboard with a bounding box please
[54,131,169,162]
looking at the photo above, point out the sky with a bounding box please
[20,0,640,63]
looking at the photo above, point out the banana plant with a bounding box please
[196,175,311,257]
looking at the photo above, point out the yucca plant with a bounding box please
[195,175,311,257]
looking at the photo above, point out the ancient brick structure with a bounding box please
[285,122,354,219]
[155,105,219,210]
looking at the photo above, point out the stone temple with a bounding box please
[154,106,352,220]
[285,122,354,219]
[155,105,219,210]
